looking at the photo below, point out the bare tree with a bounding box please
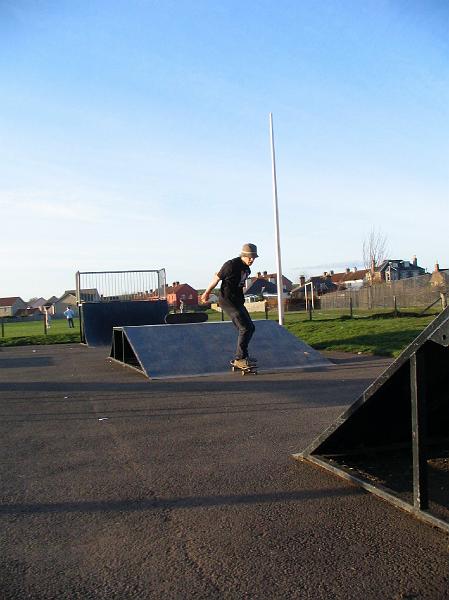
[363,228,388,275]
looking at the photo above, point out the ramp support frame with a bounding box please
[294,307,449,533]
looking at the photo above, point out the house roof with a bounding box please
[377,259,425,273]
[252,273,293,285]
[246,279,277,295]
[166,283,197,294]
[28,297,47,308]
[331,269,368,284]
[0,297,24,307]
[294,280,337,293]
[56,289,99,303]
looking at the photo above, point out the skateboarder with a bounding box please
[201,243,258,370]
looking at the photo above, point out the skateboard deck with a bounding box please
[230,360,258,375]
[165,312,208,324]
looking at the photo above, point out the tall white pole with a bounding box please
[269,112,284,326]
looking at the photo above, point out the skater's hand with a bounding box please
[200,292,210,304]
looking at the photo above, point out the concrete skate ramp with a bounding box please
[81,300,168,347]
[110,320,330,379]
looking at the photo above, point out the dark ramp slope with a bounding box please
[81,300,168,346]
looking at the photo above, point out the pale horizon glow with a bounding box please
[1,1,448,300]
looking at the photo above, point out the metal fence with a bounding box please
[75,269,166,303]
[320,272,449,311]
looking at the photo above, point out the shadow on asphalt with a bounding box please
[0,357,55,368]
[0,487,363,515]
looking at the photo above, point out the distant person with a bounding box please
[201,243,258,369]
[64,306,75,328]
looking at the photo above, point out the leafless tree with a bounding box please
[363,228,388,274]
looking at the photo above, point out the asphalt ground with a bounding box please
[1,344,448,600]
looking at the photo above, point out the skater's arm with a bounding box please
[200,274,220,303]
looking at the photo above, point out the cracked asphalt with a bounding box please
[1,344,448,599]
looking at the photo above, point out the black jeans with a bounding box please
[219,297,255,360]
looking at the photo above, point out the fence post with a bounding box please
[1,318,4,338]
[221,306,224,321]
[393,295,398,317]
[441,292,447,310]
[349,297,353,319]
[265,302,269,320]
[43,312,48,335]
[308,303,312,321]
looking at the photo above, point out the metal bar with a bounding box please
[77,269,161,275]
[75,271,80,304]
[295,454,449,534]
[269,113,284,326]
[410,351,429,510]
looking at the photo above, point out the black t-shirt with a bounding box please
[217,257,251,306]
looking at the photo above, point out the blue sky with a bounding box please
[1,0,448,299]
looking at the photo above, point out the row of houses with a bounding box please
[290,256,432,299]
[0,290,94,319]
[3,256,446,317]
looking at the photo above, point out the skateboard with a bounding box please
[165,312,208,324]
[230,360,258,376]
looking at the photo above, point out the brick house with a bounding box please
[166,282,198,310]
[430,262,448,290]
[28,297,48,313]
[366,256,426,284]
[0,297,28,317]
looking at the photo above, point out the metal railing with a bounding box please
[75,269,166,304]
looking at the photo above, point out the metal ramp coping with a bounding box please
[109,320,331,379]
[294,306,449,533]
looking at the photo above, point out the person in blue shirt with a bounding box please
[64,306,75,328]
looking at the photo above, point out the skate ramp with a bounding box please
[109,319,330,379]
[81,300,168,346]
[294,306,449,533]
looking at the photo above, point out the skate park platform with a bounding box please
[109,319,331,379]
[80,300,168,346]
[2,343,448,599]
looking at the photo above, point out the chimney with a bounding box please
[434,262,440,272]
[330,270,334,275]
[346,268,350,274]
[257,272,261,277]
[323,271,328,277]
[172,282,176,287]
[353,267,357,272]
[412,255,417,267]
[299,275,305,286]
[263,271,268,277]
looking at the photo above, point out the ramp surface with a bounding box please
[110,320,330,378]
[81,300,168,346]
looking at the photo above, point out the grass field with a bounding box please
[207,308,438,357]
[0,318,80,346]
[0,310,439,357]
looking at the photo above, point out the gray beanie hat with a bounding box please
[240,243,259,258]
